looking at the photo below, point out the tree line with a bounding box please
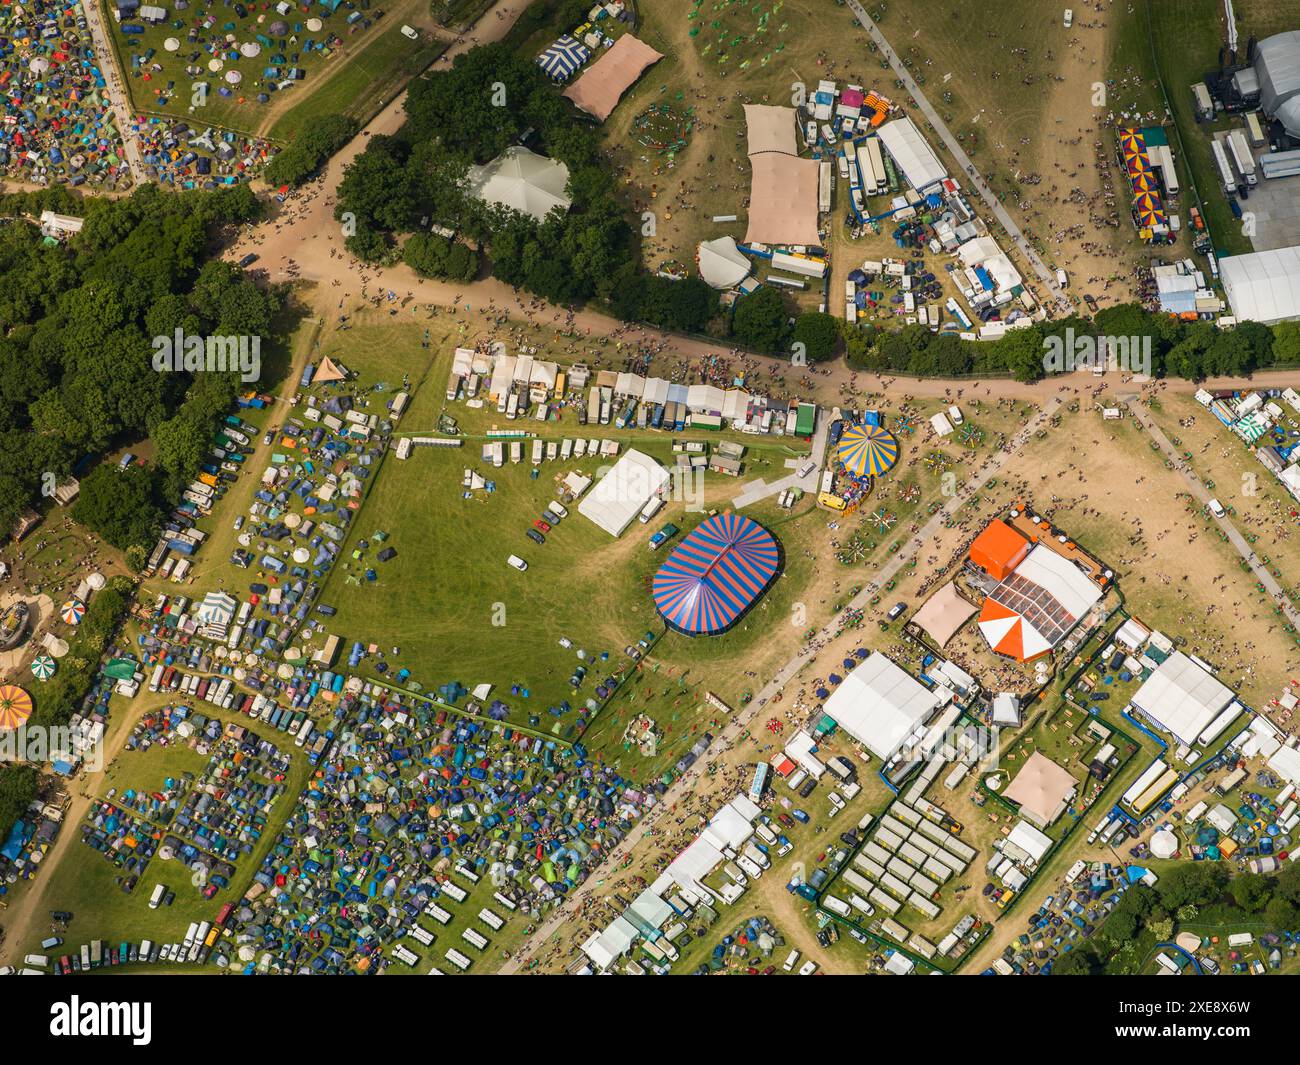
[1054,860,1300,975]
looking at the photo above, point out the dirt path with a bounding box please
[82,0,148,184]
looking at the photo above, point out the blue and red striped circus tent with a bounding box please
[652,512,781,636]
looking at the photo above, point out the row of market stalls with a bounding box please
[1118,126,1176,244]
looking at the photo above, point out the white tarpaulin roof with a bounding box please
[1131,651,1235,746]
[466,146,572,221]
[1256,31,1300,115]
[643,377,670,405]
[687,383,725,413]
[1269,743,1300,786]
[958,235,1022,293]
[577,448,670,536]
[615,372,645,397]
[1220,246,1300,323]
[580,916,639,969]
[1007,820,1052,864]
[877,117,947,192]
[698,235,752,289]
[823,654,942,761]
[722,389,751,420]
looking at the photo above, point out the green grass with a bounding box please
[268,27,444,140]
[1143,0,1253,256]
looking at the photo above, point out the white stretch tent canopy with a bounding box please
[1002,752,1077,826]
[1220,246,1300,323]
[698,236,752,289]
[466,146,572,221]
[823,654,942,761]
[978,545,1102,661]
[577,449,670,536]
[877,117,947,192]
[1130,651,1235,747]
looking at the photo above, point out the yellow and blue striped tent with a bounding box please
[836,424,899,478]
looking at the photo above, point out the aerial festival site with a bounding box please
[2,0,1300,1035]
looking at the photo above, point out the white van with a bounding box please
[23,955,48,969]
[149,883,166,909]
[549,501,568,520]
[782,949,801,971]
[507,555,528,572]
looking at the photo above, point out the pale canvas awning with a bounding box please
[1003,752,1077,826]
[745,153,821,246]
[744,104,798,156]
[697,235,752,289]
[911,582,977,647]
[563,35,663,121]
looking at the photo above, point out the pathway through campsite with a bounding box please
[82,0,149,185]
[500,396,1062,973]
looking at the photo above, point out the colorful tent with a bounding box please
[0,685,33,730]
[61,598,85,625]
[652,512,780,636]
[836,424,899,478]
[537,35,590,82]
[30,654,56,681]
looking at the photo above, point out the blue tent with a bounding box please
[537,36,589,82]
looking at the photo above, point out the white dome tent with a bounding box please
[696,236,752,290]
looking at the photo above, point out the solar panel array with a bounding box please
[989,571,1077,644]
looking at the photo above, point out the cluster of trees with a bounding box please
[0,764,38,851]
[335,42,631,303]
[1054,861,1300,975]
[402,231,479,283]
[25,579,132,732]
[608,274,719,334]
[0,185,276,548]
[842,304,1300,382]
[264,114,359,188]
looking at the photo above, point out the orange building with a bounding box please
[969,519,1031,581]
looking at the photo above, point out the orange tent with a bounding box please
[969,519,1030,580]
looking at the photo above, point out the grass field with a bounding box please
[1142,0,1252,257]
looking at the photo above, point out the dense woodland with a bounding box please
[0,185,278,550]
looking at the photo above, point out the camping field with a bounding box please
[6,689,315,963]
[99,0,440,143]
